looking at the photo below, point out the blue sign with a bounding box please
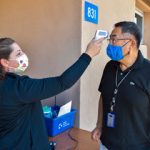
[84,1,98,24]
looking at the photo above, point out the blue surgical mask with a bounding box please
[106,41,130,61]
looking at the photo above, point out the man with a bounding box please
[92,21,150,150]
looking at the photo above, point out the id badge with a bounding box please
[106,113,115,128]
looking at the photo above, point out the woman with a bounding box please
[0,37,103,150]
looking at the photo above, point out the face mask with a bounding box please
[9,54,29,73]
[106,41,130,61]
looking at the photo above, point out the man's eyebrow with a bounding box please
[110,34,117,37]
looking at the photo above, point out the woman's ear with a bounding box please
[0,59,9,68]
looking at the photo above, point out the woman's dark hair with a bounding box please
[115,21,142,49]
[0,38,15,79]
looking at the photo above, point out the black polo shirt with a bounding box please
[99,51,150,150]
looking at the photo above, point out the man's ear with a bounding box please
[0,59,9,68]
[131,39,137,49]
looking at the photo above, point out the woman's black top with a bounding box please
[0,53,91,150]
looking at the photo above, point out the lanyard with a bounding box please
[110,67,133,112]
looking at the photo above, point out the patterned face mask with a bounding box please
[9,54,29,73]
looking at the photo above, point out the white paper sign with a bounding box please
[57,101,72,117]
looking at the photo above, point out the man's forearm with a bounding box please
[96,95,103,129]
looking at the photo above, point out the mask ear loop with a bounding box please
[122,40,131,47]
[122,40,131,57]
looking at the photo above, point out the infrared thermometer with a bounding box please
[94,30,108,40]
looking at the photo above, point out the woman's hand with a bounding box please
[85,38,104,58]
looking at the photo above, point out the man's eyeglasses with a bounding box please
[107,38,131,44]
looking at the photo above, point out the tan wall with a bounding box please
[144,12,150,58]
[135,0,150,59]
[0,0,142,131]
[80,0,135,131]
[0,0,81,126]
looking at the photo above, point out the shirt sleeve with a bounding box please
[13,53,91,103]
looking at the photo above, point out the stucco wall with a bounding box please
[80,0,135,131]
[0,0,81,126]
[1,0,146,131]
[144,12,150,58]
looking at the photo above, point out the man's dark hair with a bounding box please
[0,38,15,78]
[115,21,142,49]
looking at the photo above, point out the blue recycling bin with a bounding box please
[44,106,77,137]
